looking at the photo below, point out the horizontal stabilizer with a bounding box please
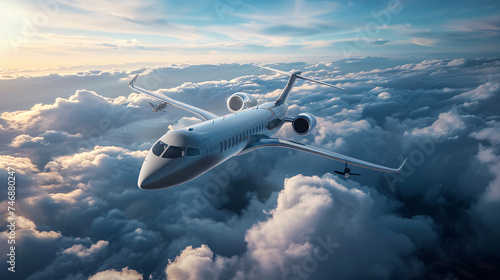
[334,170,360,176]
[255,64,345,90]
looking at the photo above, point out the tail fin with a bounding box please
[255,65,345,105]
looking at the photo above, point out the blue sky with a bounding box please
[1,0,499,70]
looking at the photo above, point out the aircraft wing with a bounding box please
[243,138,406,173]
[128,74,218,121]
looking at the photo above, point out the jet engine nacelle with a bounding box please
[292,113,317,135]
[227,92,257,112]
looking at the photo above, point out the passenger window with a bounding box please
[187,147,201,157]
[162,146,185,158]
[152,140,168,156]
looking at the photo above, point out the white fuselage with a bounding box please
[138,102,287,189]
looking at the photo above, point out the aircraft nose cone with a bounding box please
[137,168,184,189]
[138,175,159,190]
[137,160,168,190]
[137,158,186,189]
[137,157,166,190]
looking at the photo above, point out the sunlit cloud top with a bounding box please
[1,0,499,69]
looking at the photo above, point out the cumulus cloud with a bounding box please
[6,216,61,240]
[0,155,39,174]
[377,91,391,99]
[166,245,234,280]
[471,121,500,145]
[0,90,133,133]
[468,145,500,256]
[410,111,465,137]
[313,117,372,146]
[166,174,436,280]
[63,240,109,258]
[454,81,499,101]
[88,267,143,280]
[9,130,83,148]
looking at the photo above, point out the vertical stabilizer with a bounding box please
[275,71,301,105]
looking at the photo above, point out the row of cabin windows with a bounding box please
[220,123,266,153]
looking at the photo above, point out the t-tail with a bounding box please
[255,65,345,106]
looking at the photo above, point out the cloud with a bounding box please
[7,216,61,240]
[371,39,391,45]
[312,117,372,147]
[63,240,109,258]
[49,188,85,204]
[471,121,500,145]
[377,91,391,99]
[410,111,465,137]
[410,37,437,47]
[88,267,143,280]
[0,90,132,133]
[9,130,83,148]
[166,245,234,280]
[468,144,500,255]
[455,81,500,101]
[167,173,437,280]
[0,155,39,174]
[446,16,500,33]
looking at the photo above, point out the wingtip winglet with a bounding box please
[129,74,139,87]
[396,158,408,172]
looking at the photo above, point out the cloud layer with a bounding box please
[1,58,500,279]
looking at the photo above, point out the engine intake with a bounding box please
[227,92,257,112]
[292,113,317,135]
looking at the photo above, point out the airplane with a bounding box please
[128,65,407,189]
[334,162,360,179]
[149,102,167,112]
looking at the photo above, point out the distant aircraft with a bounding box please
[334,162,361,179]
[129,65,407,189]
[149,102,167,112]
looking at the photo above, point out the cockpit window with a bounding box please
[186,147,201,157]
[152,140,168,156]
[152,140,198,158]
[162,146,185,158]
